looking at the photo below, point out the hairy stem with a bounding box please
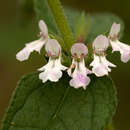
[47,0,75,51]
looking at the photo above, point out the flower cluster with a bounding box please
[16,20,130,90]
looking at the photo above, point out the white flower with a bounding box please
[38,39,67,83]
[109,22,130,63]
[90,35,116,77]
[16,20,49,61]
[68,43,92,89]
[90,54,116,77]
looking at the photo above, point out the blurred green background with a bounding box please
[0,0,130,130]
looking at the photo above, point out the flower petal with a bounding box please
[90,55,116,77]
[38,57,66,83]
[45,39,61,57]
[55,57,68,70]
[110,40,130,63]
[68,59,91,89]
[38,58,53,71]
[67,59,76,76]
[26,38,46,53]
[16,46,31,61]
[86,68,92,74]
[109,22,120,38]
[92,64,108,77]
[39,71,48,83]
[110,40,121,52]
[39,69,62,83]
[48,69,62,82]
[101,56,116,68]
[71,43,88,57]
[39,20,48,36]
[67,68,72,76]
[90,54,100,67]
[121,51,130,63]
[93,35,109,52]
[16,38,46,61]
[70,73,90,89]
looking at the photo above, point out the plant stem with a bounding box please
[47,0,75,51]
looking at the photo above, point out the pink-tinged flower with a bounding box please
[16,20,49,61]
[68,43,92,89]
[109,22,130,63]
[90,54,116,77]
[38,39,67,83]
[90,35,116,77]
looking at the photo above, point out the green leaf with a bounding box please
[33,0,59,34]
[2,72,117,130]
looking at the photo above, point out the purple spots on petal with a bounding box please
[76,74,87,84]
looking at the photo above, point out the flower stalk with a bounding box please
[47,0,75,51]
